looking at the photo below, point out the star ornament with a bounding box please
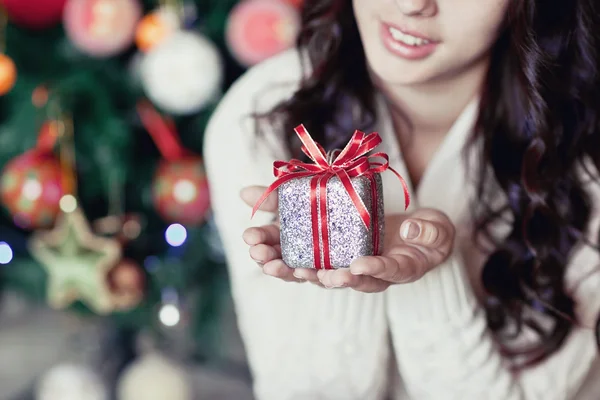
[28,207,122,315]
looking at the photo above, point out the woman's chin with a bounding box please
[368,62,439,88]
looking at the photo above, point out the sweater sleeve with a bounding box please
[385,190,600,399]
[203,51,392,400]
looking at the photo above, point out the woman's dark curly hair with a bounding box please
[259,0,600,366]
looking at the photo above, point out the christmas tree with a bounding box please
[0,0,302,397]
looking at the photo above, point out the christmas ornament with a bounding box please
[152,157,210,225]
[63,0,142,58]
[139,30,222,115]
[0,0,67,29]
[116,352,192,400]
[35,363,108,400]
[252,124,410,269]
[226,0,300,67]
[1,153,62,229]
[0,53,16,95]
[1,122,63,230]
[28,207,121,314]
[135,6,180,52]
[137,100,211,225]
[108,259,145,311]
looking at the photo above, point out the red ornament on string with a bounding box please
[226,0,300,67]
[63,0,142,57]
[0,122,64,229]
[137,100,210,226]
[108,258,146,311]
[0,0,67,29]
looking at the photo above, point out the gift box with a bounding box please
[252,124,409,269]
[278,173,384,269]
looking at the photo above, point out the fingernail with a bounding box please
[350,269,363,275]
[401,221,420,240]
[293,270,303,279]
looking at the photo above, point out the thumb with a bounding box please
[240,185,278,213]
[399,217,451,249]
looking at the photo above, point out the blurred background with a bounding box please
[0,0,302,398]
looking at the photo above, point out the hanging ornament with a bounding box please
[135,5,180,52]
[139,30,223,115]
[108,258,145,311]
[116,352,192,400]
[63,0,142,58]
[1,121,64,230]
[91,170,145,311]
[137,100,210,225]
[226,0,300,67]
[0,8,16,95]
[0,54,16,95]
[153,158,210,225]
[29,204,122,314]
[35,363,108,400]
[28,112,122,314]
[0,0,67,29]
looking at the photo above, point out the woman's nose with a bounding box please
[393,0,437,17]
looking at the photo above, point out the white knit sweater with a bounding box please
[204,50,600,400]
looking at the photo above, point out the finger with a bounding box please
[292,268,322,285]
[400,218,454,255]
[243,224,280,246]
[262,259,304,283]
[240,185,278,213]
[349,245,429,283]
[249,244,281,264]
[317,269,390,293]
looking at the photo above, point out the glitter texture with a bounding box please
[279,174,384,269]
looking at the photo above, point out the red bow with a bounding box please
[252,124,410,269]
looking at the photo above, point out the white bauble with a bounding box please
[140,30,223,115]
[116,353,192,400]
[35,363,108,400]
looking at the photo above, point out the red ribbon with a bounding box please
[136,100,190,161]
[252,124,410,270]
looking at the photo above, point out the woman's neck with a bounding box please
[373,59,489,139]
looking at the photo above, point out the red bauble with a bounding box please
[0,151,63,229]
[152,157,210,226]
[226,0,300,67]
[0,0,67,29]
[63,0,142,58]
[108,259,145,310]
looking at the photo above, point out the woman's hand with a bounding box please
[241,185,456,292]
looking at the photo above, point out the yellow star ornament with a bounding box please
[29,207,122,314]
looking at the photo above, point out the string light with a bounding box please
[165,223,187,247]
[0,241,13,264]
[158,303,180,327]
[59,194,78,213]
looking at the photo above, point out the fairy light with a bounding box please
[0,242,13,264]
[59,194,78,213]
[165,223,187,247]
[159,303,181,327]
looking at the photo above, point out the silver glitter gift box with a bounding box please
[279,173,384,269]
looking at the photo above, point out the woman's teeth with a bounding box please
[388,27,431,46]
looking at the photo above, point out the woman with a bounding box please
[204,0,600,399]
